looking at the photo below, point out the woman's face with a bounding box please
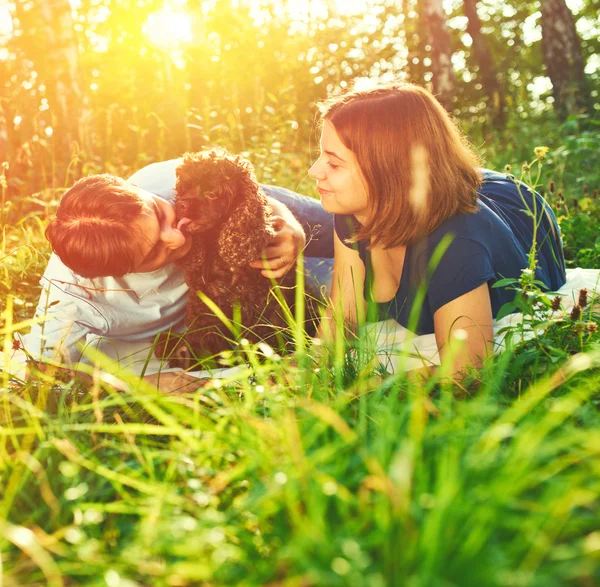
[309,120,369,222]
[131,189,192,273]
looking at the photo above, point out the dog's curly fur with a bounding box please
[156,149,295,367]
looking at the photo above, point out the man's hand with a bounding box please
[249,198,306,279]
[143,371,209,394]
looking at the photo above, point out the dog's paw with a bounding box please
[154,332,196,369]
[169,344,198,370]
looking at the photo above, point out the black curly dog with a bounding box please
[155,149,296,368]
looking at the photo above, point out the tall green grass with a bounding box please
[0,336,599,585]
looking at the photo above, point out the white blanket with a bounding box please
[4,268,599,381]
[368,267,600,373]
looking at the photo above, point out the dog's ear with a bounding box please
[218,180,276,268]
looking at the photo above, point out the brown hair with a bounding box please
[45,174,148,278]
[319,83,481,248]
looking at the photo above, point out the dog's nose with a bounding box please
[175,201,189,218]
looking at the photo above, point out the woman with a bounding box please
[309,83,566,375]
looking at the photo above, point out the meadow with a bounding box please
[1,1,600,585]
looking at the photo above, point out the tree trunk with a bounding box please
[0,67,8,165]
[420,0,456,111]
[17,0,87,156]
[540,0,591,121]
[401,0,429,85]
[463,0,506,129]
[42,0,87,152]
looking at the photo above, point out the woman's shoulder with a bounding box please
[425,200,499,245]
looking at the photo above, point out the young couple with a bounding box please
[21,83,566,388]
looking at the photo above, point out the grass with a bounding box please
[1,340,599,585]
[1,145,600,585]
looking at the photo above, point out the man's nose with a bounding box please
[163,225,186,250]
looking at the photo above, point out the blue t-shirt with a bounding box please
[335,170,566,335]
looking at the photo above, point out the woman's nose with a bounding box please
[309,161,325,180]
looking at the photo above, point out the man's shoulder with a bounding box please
[127,158,183,201]
[43,252,184,295]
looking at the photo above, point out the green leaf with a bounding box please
[492,278,518,289]
[496,302,518,321]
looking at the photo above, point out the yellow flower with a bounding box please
[534,146,549,160]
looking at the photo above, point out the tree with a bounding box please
[15,0,88,157]
[420,0,456,110]
[462,0,506,128]
[540,0,591,121]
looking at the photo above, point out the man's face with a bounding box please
[130,189,192,273]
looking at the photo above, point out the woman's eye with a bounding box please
[327,161,340,170]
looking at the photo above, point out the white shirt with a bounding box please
[21,159,190,363]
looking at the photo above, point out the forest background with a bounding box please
[0,0,599,198]
[0,1,600,585]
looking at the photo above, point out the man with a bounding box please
[19,157,334,388]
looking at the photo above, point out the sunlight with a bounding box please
[0,0,13,45]
[285,0,368,19]
[142,6,193,51]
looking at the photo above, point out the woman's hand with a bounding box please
[249,198,306,279]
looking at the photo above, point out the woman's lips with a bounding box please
[317,187,332,197]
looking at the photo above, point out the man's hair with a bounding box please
[318,83,481,248]
[45,174,148,278]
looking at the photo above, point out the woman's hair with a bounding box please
[45,174,148,278]
[319,83,481,247]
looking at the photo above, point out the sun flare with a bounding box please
[142,8,192,51]
[0,2,13,45]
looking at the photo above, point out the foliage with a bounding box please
[478,117,600,269]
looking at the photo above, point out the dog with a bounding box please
[156,148,296,368]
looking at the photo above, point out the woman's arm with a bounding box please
[433,282,495,376]
[318,231,367,342]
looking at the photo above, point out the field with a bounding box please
[1,1,600,585]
